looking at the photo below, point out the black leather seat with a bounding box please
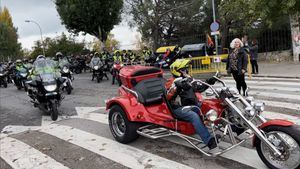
[133,77,166,106]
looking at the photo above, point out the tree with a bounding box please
[91,33,120,53]
[30,33,85,58]
[0,7,22,61]
[126,0,204,49]
[55,0,123,43]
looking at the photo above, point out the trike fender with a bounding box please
[252,119,294,147]
[106,96,147,122]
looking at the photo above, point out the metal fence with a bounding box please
[168,29,292,53]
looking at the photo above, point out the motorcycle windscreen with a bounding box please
[40,73,56,83]
[34,59,57,75]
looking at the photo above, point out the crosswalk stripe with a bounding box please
[260,100,300,111]
[222,79,300,87]
[40,124,193,169]
[0,137,70,169]
[262,111,300,125]
[250,91,300,101]
[223,76,300,82]
[215,83,300,92]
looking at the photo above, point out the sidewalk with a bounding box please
[252,62,300,79]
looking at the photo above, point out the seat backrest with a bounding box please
[133,77,166,106]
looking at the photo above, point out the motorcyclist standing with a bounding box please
[113,50,123,63]
[167,59,219,150]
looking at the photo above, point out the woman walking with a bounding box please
[226,38,248,96]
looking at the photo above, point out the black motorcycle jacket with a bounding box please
[168,77,217,107]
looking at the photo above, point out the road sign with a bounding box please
[210,21,220,32]
[211,31,220,36]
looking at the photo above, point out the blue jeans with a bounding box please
[173,105,212,144]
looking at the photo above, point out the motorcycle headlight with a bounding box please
[229,87,239,95]
[166,58,170,62]
[206,109,218,122]
[94,66,99,70]
[44,84,57,92]
[0,73,3,76]
[254,102,265,112]
[63,67,69,73]
[245,106,256,116]
[20,73,27,77]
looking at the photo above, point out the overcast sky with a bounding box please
[1,0,139,50]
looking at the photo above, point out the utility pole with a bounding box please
[212,0,219,57]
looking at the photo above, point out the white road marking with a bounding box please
[40,124,193,169]
[222,79,300,87]
[41,116,71,127]
[250,91,300,101]
[223,77,300,82]
[163,136,268,169]
[262,111,300,125]
[260,100,300,111]
[76,110,108,124]
[0,137,70,169]
[75,107,106,115]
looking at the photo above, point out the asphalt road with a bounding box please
[1,71,300,169]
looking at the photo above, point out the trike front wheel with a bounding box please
[108,105,140,143]
[256,125,300,169]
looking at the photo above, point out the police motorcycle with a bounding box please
[91,55,107,83]
[13,60,29,91]
[27,58,65,121]
[0,64,8,88]
[59,59,74,94]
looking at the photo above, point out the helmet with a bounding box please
[56,52,63,57]
[170,59,191,77]
[36,55,45,60]
[114,50,120,55]
[94,52,100,57]
[16,59,22,63]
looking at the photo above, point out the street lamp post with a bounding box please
[25,20,46,56]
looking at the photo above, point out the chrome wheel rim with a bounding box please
[261,131,300,169]
[111,112,126,137]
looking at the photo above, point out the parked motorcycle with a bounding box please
[111,61,123,85]
[60,65,73,94]
[106,66,300,169]
[27,60,65,121]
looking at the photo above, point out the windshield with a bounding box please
[40,73,55,82]
[34,59,57,76]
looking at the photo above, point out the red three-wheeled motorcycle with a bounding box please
[106,65,300,169]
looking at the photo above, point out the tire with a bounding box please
[97,75,101,83]
[50,101,58,121]
[3,81,7,88]
[112,75,115,85]
[256,125,300,169]
[66,85,72,95]
[108,105,140,143]
[75,69,81,74]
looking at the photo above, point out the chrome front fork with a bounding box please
[224,98,282,156]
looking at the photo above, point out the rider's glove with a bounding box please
[206,77,217,85]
